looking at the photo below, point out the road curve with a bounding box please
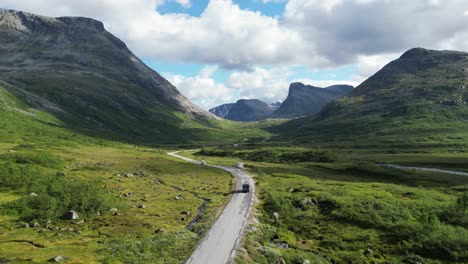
[378,164,468,177]
[168,152,255,264]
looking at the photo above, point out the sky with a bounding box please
[1,0,468,109]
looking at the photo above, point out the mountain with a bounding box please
[273,48,468,147]
[0,9,219,143]
[209,103,234,118]
[210,99,275,122]
[270,102,281,110]
[273,83,353,118]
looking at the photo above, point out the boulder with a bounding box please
[19,223,30,228]
[62,210,79,220]
[48,256,65,262]
[273,212,280,221]
[125,173,134,178]
[155,228,165,234]
[29,192,38,197]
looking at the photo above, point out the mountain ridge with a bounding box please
[0,8,219,143]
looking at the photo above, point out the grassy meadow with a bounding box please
[0,85,241,263]
[186,146,468,264]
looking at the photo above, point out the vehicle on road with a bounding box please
[242,183,250,193]
[200,160,206,165]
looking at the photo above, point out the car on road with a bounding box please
[242,183,250,193]
[200,160,206,165]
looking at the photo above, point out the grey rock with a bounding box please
[19,223,30,228]
[29,192,38,197]
[364,248,373,255]
[48,256,65,262]
[62,210,79,220]
[273,212,280,221]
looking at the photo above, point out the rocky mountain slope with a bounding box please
[209,103,234,118]
[273,48,468,147]
[0,9,216,143]
[209,99,275,121]
[273,83,353,118]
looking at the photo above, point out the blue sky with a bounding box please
[4,0,467,109]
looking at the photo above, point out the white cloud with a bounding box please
[284,0,468,65]
[2,0,468,109]
[163,67,233,109]
[227,67,292,103]
[3,0,468,69]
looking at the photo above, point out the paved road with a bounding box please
[168,152,255,264]
[378,164,468,177]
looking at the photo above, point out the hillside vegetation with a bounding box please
[182,147,468,264]
[272,48,468,150]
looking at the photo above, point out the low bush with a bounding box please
[0,161,116,221]
[196,147,336,163]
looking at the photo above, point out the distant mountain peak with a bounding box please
[210,99,274,122]
[274,83,353,118]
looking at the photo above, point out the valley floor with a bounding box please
[0,143,235,263]
[179,147,468,264]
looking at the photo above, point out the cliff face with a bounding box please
[273,83,353,118]
[209,99,275,121]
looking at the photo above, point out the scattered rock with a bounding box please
[175,195,184,200]
[303,260,310,264]
[19,223,30,228]
[109,208,118,213]
[74,220,85,225]
[155,228,165,234]
[302,198,314,205]
[156,214,162,217]
[181,211,191,215]
[125,173,134,178]
[406,255,424,264]
[277,243,289,249]
[33,222,40,228]
[8,149,16,153]
[48,256,65,262]
[29,192,38,197]
[364,248,374,255]
[138,205,146,209]
[62,210,79,220]
[273,212,280,221]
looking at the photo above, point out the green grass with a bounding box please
[0,85,240,263]
[179,147,468,264]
